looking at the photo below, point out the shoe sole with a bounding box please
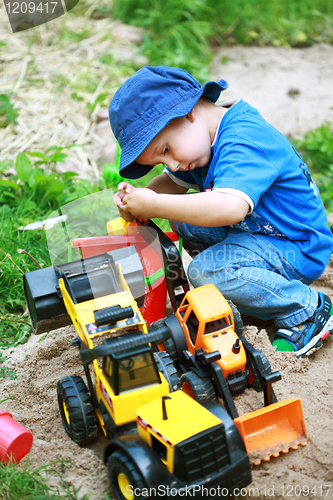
[296,316,333,357]
[304,338,323,357]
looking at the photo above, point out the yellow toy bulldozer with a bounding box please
[22,223,251,496]
[49,252,252,498]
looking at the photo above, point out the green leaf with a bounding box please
[0,93,18,127]
[47,152,68,164]
[71,92,84,101]
[0,179,20,190]
[26,151,47,160]
[15,153,33,183]
[44,179,66,197]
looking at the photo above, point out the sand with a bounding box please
[1,44,333,499]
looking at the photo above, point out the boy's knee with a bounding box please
[187,259,204,287]
[187,249,233,293]
[188,256,228,289]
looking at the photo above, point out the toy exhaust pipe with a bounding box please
[234,398,308,465]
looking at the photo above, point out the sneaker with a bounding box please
[272,292,333,357]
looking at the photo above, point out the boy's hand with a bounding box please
[122,188,158,220]
[113,182,138,222]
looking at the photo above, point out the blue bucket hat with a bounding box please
[109,66,228,180]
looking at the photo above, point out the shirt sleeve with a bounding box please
[213,187,254,212]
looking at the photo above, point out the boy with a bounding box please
[109,65,333,357]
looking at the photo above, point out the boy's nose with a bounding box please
[168,159,180,172]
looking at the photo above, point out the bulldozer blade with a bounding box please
[234,398,308,465]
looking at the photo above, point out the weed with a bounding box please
[293,123,333,213]
[0,460,91,500]
[0,351,16,381]
[0,94,18,128]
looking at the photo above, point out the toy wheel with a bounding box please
[180,371,215,402]
[248,350,273,392]
[154,351,180,392]
[57,375,98,445]
[227,300,244,337]
[107,449,147,500]
[163,336,179,364]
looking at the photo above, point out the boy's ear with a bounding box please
[186,108,195,122]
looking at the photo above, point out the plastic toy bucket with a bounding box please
[0,410,33,464]
[72,233,168,325]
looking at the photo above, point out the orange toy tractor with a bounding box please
[151,283,307,465]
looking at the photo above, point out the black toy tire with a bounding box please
[107,449,147,500]
[57,375,98,445]
[163,336,179,364]
[154,351,181,392]
[248,350,272,392]
[227,299,244,337]
[180,370,215,402]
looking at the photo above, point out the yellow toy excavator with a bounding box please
[41,252,252,497]
[22,210,252,497]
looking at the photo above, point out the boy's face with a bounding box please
[136,110,213,173]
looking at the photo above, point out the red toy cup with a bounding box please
[0,410,33,464]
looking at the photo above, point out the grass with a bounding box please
[292,124,333,213]
[0,143,167,344]
[0,460,92,500]
[0,147,112,339]
[110,0,333,78]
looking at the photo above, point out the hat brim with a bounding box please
[119,79,228,180]
[121,162,155,180]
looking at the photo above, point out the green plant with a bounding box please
[0,460,91,500]
[112,0,213,79]
[0,351,16,381]
[111,0,333,76]
[293,123,333,213]
[0,94,18,128]
[2,148,100,213]
[0,146,116,324]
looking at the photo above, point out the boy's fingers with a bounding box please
[117,181,135,192]
[118,205,136,222]
[117,181,127,190]
[113,192,123,208]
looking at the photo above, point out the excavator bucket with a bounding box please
[234,398,308,465]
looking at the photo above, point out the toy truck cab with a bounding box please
[175,285,247,381]
[57,325,180,442]
[106,390,251,499]
[94,341,171,428]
